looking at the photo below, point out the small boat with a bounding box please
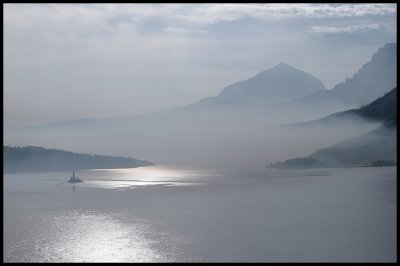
[68,171,83,183]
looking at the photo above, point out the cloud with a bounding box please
[4,4,396,28]
[3,4,396,42]
[310,23,390,34]
[168,4,396,24]
[162,26,208,35]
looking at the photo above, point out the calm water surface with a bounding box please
[4,166,396,262]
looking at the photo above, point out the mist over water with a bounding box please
[4,102,380,169]
[4,42,394,169]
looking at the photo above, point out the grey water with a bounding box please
[3,166,396,262]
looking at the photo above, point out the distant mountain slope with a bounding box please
[19,44,396,133]
[185,43,397,124]
[15,63,328,135]
[288,87,397,128]
[299,43,396,107]
[199,62,326,105]
[269,88,397,169]
[269,122,396,169]
[3,146,154,174]
[355,87,397,121]
[308,121,396,167]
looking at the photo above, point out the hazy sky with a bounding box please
[4,3,397,125]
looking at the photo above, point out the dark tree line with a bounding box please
[3,146,153,174]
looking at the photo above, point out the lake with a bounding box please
[3,166,397,262]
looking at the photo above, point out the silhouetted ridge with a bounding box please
[292,87,397,127]
[270,87,397,169]
[3,146,154,174]
[301,43,396,107]
[356,87,397,121]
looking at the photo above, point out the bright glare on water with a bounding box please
[77,166,210,189]
[11,209,162,262]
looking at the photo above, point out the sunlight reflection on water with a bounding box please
[73,166,210,189]
[10,209,164,262]
[81,180,201,190]
[4,167,205,262]
[81,166,208,180]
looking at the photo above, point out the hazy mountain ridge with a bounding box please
[299,43,396,107]
[3,146,154,174]
[15,62,331,135]
[214,62,326,104]
[269,125,396,169]
[4,44,397,168]
[286,87,397,128]
[269,87,397,169]
[179,44,396,127]
[308,123,396,167]
[18,44,396,131]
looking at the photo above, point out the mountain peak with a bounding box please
[257,63,305,76]
[215,62,326,104]
[271,62,295,70]
[277,62,289,67]
[335,42,396,105]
